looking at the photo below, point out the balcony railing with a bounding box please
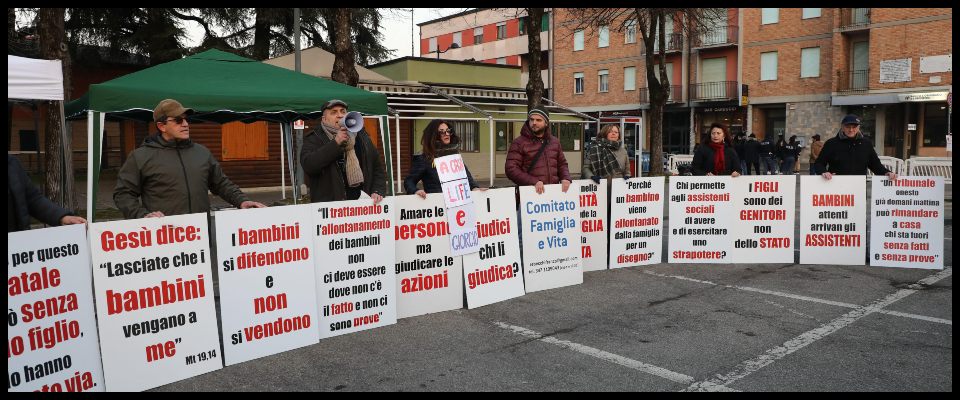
[837,69,869,93]
[840,8,871,29]
[639,85,683,104]
[691,81,738,101]
[649,33,683,54]
[693,25,738,48]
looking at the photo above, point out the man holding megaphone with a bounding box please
[301,99,386,204]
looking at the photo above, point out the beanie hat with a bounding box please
[527,107,550,122]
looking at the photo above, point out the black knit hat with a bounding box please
[527,107,550,122]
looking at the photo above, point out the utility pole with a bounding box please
[411,9,415,57]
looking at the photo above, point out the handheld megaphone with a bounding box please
[340,111,364,135]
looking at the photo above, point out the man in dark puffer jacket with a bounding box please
[504,107,572,194]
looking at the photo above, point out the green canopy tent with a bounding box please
[65,49,391,221]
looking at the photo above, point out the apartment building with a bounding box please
[430,8,951,162]
[828,8,951,158]
[418,8,553,95]
[553,8,743,156]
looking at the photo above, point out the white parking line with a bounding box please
[643,271,952,326]
[681,268,953,392]
[493,322,736,391]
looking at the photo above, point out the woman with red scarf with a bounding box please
[691,123,742,176]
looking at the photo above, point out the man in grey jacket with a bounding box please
[114,99,265,219]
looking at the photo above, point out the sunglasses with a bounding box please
[437,129,453,135]
[162,116,190,125]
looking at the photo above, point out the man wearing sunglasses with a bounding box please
[114,99,266,219]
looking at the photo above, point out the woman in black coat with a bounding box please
[403,119,482,198]
[691,123,742,176]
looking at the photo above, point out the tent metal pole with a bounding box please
[86,111,93,222]
[395,114,402,194]
[489,116,494,187]
[280,123,286,199]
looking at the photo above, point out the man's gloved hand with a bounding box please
[590,175,601,184]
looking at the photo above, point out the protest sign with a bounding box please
[800,176,867,265]
[668,177,735,263]
[394,194,464,318]
[8,224,104,392]
[870,177,944,269]
[576,179,608,271]
[314,199,397,338]
[519,184,582,292]
[730,175,796,264]
[89,213,221,391]
[461,188,525,308]
[435,154,480,256]
[609,177,665,268]
[215,205,319,366]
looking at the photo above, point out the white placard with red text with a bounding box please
[394,194,464,318]
[668,177,735,263]
[215,205,320,366]
[870,176,944,269]
[575,179,608,271]
[461,188,525,308]
[800,176,867,265]
[730,175,797,264]
[434,154,469,183]
[89,213,221,391]
[8,224,105,392]
[436,154,480,256]
[609,177,665,268]
[519,184,583,292]
[313,199,398,338]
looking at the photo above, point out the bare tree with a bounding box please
[37,8,74,210]
[568,8,724,176]
[492,8,547,110]
[329,8,359,86]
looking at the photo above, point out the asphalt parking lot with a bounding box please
[155,221,951,391]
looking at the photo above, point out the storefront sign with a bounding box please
[898,92,949,102]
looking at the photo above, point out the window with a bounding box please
[452,121,480,152]
[761,8,779,24]
[541,12,550,32]
[497,23,507,40]
[800,47,820,78]
[519,18,525,35]
[428,37,437,53]
[625,20,637,44]
[624,66,636,91]
[574,30,584,51]
[923,103,948,147]
[551,122,584,151]
[760,51,778,81]
[453,32,462,47]
[222,121,269,160]
[474,27,483,44]
[598,25,609,48]
[802,8,821,19]
[496,57,507,65]
[598,69,609,92]
[574,72,584,94]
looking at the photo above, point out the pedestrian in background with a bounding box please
[808,134,823,175]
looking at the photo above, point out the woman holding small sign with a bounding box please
[404,119,483,198]
[582,124,631,183]
[691,123,742,176]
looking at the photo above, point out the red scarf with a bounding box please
[708,141,726,175]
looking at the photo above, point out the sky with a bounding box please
[179,8,469,63]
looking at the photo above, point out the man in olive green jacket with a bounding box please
[114,99,265,219]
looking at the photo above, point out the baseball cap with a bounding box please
[153,99,194,122]
[322,99,349,111]
[841,114,861,126]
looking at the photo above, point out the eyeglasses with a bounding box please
[437,129,453,135]
[162,116,189,125]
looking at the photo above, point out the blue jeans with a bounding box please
[781,157,795,174]
[761,157,777,175]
